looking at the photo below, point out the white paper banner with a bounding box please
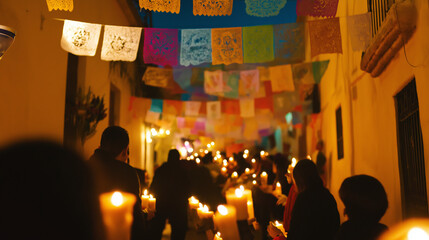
[101,25,142,61]
[61,20,102,56]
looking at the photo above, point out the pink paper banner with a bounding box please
[185,101,202,116]
[308,18,342,57]
[239,69,260,97]
[144,28,179,66]
[204,70,224,94]
[296,0,339,17]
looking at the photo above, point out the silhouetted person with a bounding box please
[336,175,388,240]
[270,160,340,240]
[149,149,191,240]
[88,126,145,240]
[313,140,327,178]
[0,140,104,240]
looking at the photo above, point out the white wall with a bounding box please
[318,0,429,226]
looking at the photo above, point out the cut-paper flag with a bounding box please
[239,69,260,97]
[145,110,161,124]
[180,29,212,66]
[269,64,295,92]
[163,100,183,116]
[143,67,173,88]
[173,68,192,90]
[204,70,224,94]
[177,117,185,128]
[292,63,315,84]
[61,20,102,56]
[185,101,202,116]
[207,101,222,120]
[296,0,339,17]
[348,13,372,51]
[273,92,298,116]
[101,25,142,62]
[222,100,240,115]
[139,0,180,14]
[257,66,270,82]
[150,99,164,113]
[223,71,240,99]
[243,25,274,63]
[243,118,259,140]
[255,97,274,112]
[144,28,179,66]
[245,0,287,17]
[240,99,255,118]
[193,0,233,16]
[46,0,73,11]
[212,28,243,65]
[309,18,342,57]
[312,60,330,84]
[274,23,305,63]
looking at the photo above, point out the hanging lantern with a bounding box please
[0,25,15,60]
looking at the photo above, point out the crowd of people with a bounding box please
[0,125,389,240]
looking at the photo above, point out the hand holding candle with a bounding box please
[141,189,149,210]
[100,191,136,240]
[148,194,156,212]
[261,171,268,186]
[274,182,282,196]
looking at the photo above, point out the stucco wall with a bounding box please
[0,0,146,168]
[319,0,429,226]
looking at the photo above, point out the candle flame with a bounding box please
[235,188,243,197]
[216,232,221,237]
[221,167,227,172]
[292,158,297,167]
[111,191,123,207]
[199,203,203,208]
[144,189,148,196]
[218,205,228,215]
[189,196,199,204]
[196,158,200,164]
[244,149,249,154]
[275,220,282,227]
[229,157,234,162]
[306,155,312,160]
[252,173,257,178]
[261,171,267,177]
[251,158,256,163]
[247,201,252,206]
[240,185,244,191]
[252,180,257,185]
[232,172,238,178]
[277,182,281,187]
[260,150,265,156]
[204,150,208,154]
[245,168,250,173]
[408,227,429,240]
[203,205,209,212]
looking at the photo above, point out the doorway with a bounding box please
[395,78,428,218]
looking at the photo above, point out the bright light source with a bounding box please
[243,153,248,158]
[252,180,257,185]
[251,158,256,163]
[207,144,211,148]
[306,155,311,160]
[190,155,194,160]
[244,149,249,154]
[194,153,198,157]
[204,150,208,154]
[229,157,234,162]
[151,128,157,136]
[292,158,297,167]
[159,128,165,135]
[211,141,215,146]
[260,150,265,156]
[185,141,190,146]
[166,130,171,135]
[111,191,123,207]
[408,227,429,240]
[232,172,238,178]
[235,188,243,197]
[188,148,194,153]
[217,205,228,215]
[196,158,200,164]
[252,173,257,178]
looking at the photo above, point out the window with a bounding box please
[368,0,395,36]
[336,106,344,160]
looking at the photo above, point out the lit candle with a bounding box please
[247,201,255,219]
[148,194,156,212]
[197,204,214,219]
[252,173,257,178]
[261,171,268,186]
[100,191,136,240]
[291,157,297,167]
[196,158,201,164]
[141,189,149,210]
[274,220,286,236]
[231,171,238,179]
[251,158,256,164]
[225,188,248,220]
[189,196,199,209]
[229,157,234,162]
[245,168,250,174]
[275,182,282,196]
[221,167,227,174]
[214,205,240,240]
[252,180,257,185]
[214,232,223,240]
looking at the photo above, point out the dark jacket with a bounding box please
[335,221,388,240]
[88,149,145,240]
[288,186,340,240]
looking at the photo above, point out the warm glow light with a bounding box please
[408,227,429,240]
[218,205,228,215]
[223,160,228,166]
[235,188,243,197]
[252,180,257,185]
[207,144,211,148]
[275,220,282,227]
[214,156,218,160]
[188,148,194,153]
[232,172,238,178]
[216,151,220,155]
[239,185,244,191]
[185,141,190,146]
[261,171,267,177]
[277,182,281,188]
[244,149,249,154]
[159,128,165,135]
[151,128,157,136]
[221,167,227,172]
[245,168,250,174]
[252,173,257,178]
[306,155,312,160]
[229,157,234,162]
[111,191,124,207]
[211,141,215,146]
[200,149,203,153]
[147,138,152,143]
[190,155,195,160]
[260,150,265,156]
[251,158,256,163]
[196,158,201,164]
[292,158,297,167]
[189,196,199,204]
[166,130,171,135]
[194,153,198,157]
[243,153,248,158]
[143,189,148,196]
[204,150,209,154]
